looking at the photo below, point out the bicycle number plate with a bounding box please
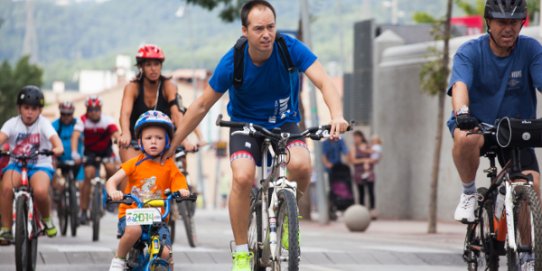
[126,208,162,225]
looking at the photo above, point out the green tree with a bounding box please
[186,0,249,22]
[0,56,43,124]
[413,0,453,233]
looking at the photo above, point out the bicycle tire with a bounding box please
[169,219,176,245]
[69,180,79,237]
[91,182,102,242]
[506,185,542,271]
[479,195,499,271]
[14,197,31,271]
[178,200,196,247]
[248,187,265,271]
[273,189,300,271]
[57,188,68,236]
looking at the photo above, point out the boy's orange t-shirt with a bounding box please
[118,154,188,218]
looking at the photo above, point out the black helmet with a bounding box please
[484,0,527,20]
[17,85,45,107]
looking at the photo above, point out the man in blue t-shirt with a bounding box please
[52,102,84,185]
[448,0,542,231]
[164,1,348,270]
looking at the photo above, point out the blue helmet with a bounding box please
[134,110,174,151]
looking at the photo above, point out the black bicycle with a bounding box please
[462,122,542,271]
[173,146,198,247]
[217,114,350,270]
[55,160,80,237]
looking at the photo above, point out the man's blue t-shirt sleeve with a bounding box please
[447,44,474,96]
[209,48,235,94]
[528,39,542,91]
[285,35,317,72]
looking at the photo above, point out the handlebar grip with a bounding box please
[39,149,54,156]
[175,193,198,202]
[215,114,245,128]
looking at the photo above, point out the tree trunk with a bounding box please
[428,0,453,234]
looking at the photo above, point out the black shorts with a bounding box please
[84,148,115,168]
[481,132,539,172]
[229,122,306,167]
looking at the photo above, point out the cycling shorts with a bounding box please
[84,148,115,168]
[229,122,307,167]
[117,216,172,247]
[2,163,55,181]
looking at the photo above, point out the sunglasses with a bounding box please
[60,113,73,116]
[87,107,101,112]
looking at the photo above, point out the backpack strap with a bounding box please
[233,36,248,89]
[232,33,295,89]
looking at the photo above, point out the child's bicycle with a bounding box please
[0,149,54,271]
[216,114,350,270]
[108,190,197,271]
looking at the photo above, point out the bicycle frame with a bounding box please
[258,137,297,262]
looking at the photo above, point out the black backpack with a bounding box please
[233,33,295,89]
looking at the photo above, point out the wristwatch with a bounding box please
[456,105,469,115]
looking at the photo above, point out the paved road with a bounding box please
[0,209,508,270]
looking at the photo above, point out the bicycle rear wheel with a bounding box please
[57,188,68,236]
[248,187,265,271]
[273,189,300,271]
[178,200,196,247]
[506,185,542,271]
[69,180,79,237]
[479,194,499,271]
[91,182,102,242]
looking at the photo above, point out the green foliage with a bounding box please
[186,0,249,22]
[455,0,484,15]
[412,12,437,24]
[0,56,43,124]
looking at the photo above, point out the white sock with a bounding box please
[235,244,249,253]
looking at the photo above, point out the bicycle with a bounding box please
[85,155,115,242]
[216,114,345,270]
[0,149,54,271]
[108,190,197,271]
[55,160,80,237]
[462,122,542,271]
[173,146,198,247]
[125,141,183,245]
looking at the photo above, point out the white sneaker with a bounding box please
[520,252,535,271]
[109,257,126,271]
[454,193,477,223]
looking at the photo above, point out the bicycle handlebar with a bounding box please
[0,149,54,161]
[107,191,197,221]
[215,114,354,142]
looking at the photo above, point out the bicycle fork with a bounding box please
[267,177,297,261]
[12,191,35,239]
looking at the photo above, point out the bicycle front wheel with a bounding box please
[178,200,196,247]
[273,189,300,271]
[507,185,542,271]
[91,183,102,242]
[15,196,34,271]
[248,187,265,271]
[57,188,68,236]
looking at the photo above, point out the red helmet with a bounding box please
[59,101,75,114]
[136,44,165,65]
[85,96,102,108]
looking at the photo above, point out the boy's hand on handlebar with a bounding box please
[178,189,190,197]
[329,117,349,140]
[108,190,124,201]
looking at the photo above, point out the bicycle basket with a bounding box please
[496,117,542,148]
